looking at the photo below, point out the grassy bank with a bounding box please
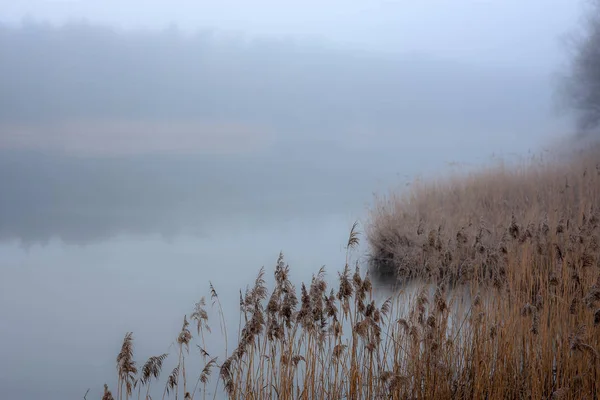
[100,146,600,400]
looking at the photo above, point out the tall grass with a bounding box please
[99,146,600,399]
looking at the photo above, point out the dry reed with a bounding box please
[97,145,600,399]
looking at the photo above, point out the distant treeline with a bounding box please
[0,22,549,134]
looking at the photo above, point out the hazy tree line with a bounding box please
[563,0,600,135]
[0,21,550,135]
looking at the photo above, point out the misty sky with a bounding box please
[0,0,582,72]
[0,1,587,399]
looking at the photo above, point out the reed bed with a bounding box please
[100,146,600,399]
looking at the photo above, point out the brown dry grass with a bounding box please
[368,146,600,287]
[98,145,600,400]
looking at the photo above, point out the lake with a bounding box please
[0,133,551,399]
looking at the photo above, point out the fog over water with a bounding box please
[0,2,582,398]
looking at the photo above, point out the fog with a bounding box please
[0,22,565,244]
[0,3,581,399]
